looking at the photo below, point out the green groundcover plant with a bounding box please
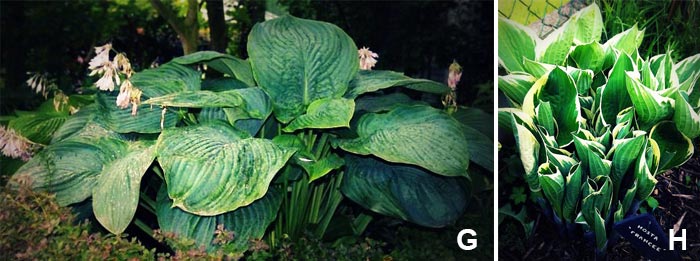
[4,15,487,256]
[499,3,699,257]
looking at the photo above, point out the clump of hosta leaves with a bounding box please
[0,185,155,260]
[6,14,483,257]
[499,3,699,256]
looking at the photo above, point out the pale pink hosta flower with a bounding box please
[0,125,35,161]
[88,43,112,73]
[447,60,462,91]
[94,63,119,91]
[358,47,378,70]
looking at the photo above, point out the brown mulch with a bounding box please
[500,154,700,260]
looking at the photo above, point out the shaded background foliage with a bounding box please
[0,0,493,114]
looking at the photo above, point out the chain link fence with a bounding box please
[498,0,591,39]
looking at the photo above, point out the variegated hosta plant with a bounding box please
[8,15,480,254]
[499,3,698,256]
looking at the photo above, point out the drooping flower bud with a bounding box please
[448,60,462,90]
[358,47,378,70]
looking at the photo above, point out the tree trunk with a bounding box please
[149,0,200,54]
[205,0,228,53]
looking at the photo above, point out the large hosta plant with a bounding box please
[8,15,481,254]
[499,3,698,257]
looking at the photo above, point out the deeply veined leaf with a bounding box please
[536,17,576,65]
[354,93,421,113]
[673,91,700,139]
[130,63,202,97]
[498,17,537,73]
[342,155,468,228]
[156,185,282,252]
[570,42,605,73]
[649,121,693,172]
[10,136,128,206]
[345,70,449,98]
[498,73,536,107]
[336,105,469,177]
[513,116,540,191]
[536,67,581,145]
[144,90,246,108]
[461,124,494,172]
[172,51,256,87]
[283,98,354,132]
[93,141,156,234]
[96,93,179,133]
[9,112,68,145]
[572,3,603,45]
[248,15,358,123]
[625,71,674,129]
[156,122,295,215]
[538,163,565,220]
[202,77,250,92]
[600,52,634,125]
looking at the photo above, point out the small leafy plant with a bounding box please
[7,15,482,255]
[499,3,699,257]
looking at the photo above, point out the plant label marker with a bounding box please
[613,213,680,260]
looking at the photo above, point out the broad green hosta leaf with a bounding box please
[144,90,246,108]
[248,15,358,123]
[283,98,354,132]
[610,132,646,196]
[536,17,575,65]
[567,67,594,95]
[93,141,156,234]
[9,112,68,145]
[649,121,693,171]
[51,105,99,143]
[563,164,583,223]
[600,52,634,125]
[625,72,674,129]
[536,67,580,145]
[673,91,700,139]
[538,163,565,220]
[603,24,644,56]
[512,117,540,191]
[342,156,467,228]
[96,93,179,133]
[536,102,555,136]
[156,122,295,215]
[570,42,605,73]
[641,60,661,91]
[10,137,128,206]
[461,125,494,172]
[345,70,450,98]
[572,136,611,179]
[202,77,250,92]
[172,51,255,87]
[354,93,421,113]
[336,105,469,177]
[649,53,679,90]
[635,145,657,201]
[676,54,700,87]
[157,185,282,252]
[300,153,345,182]
[522,58,556,78]
[452,107,493,139]
[99,63,201,133]
[498,17,537,73]
[571,3,603,45]
[498,73,535,107]
[130,63,202,97]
